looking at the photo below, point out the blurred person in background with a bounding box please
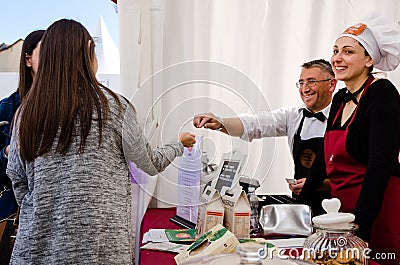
[0,30,44,264]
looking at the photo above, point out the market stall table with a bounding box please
[139,207,381,265]
[140,207,180,265]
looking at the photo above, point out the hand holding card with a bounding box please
[285,178,297,185]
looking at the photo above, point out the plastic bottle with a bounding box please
[247,186,259,235]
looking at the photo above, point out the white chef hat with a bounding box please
[339,15,400,71]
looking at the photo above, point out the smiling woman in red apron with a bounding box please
[327,16,400,265]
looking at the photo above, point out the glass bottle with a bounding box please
[247,186,259,236]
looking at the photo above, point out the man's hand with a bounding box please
[193,113,222,130]
[289,178,306,196]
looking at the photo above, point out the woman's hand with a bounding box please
[5,145,10,158]
[178,132,196,147]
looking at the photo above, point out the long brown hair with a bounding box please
[18,19,120,161]
[18,30,44,100]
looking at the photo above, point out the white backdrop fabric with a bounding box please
[118,0,400,208]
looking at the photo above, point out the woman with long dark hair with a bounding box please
[6,19,195,264]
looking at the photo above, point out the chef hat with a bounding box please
[339,15,400,71]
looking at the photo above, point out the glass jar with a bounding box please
[303,224,368,264]
[303,198,368,265]
[236,242,265,264]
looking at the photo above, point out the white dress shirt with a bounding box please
[238,104,331,153]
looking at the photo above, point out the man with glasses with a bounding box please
[193,59,337,215]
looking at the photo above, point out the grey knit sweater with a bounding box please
[6,91,183,264]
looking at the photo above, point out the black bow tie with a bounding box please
[342,76,371,105]
[343,88,364,105]
[303,109,326,122]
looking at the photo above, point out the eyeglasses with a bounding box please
[296,79,332,89]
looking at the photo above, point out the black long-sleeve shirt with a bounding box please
[299,78,400,241]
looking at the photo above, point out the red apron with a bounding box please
[324,77,400,264]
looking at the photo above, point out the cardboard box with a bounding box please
[221,186,250,239]
[174,224,240,265]
[196,186,224,236]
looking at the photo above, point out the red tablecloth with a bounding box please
[139,207,180,265]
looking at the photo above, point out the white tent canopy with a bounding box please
[118,0,400,206]
[93,16,120,74]
[116,1,400,263]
